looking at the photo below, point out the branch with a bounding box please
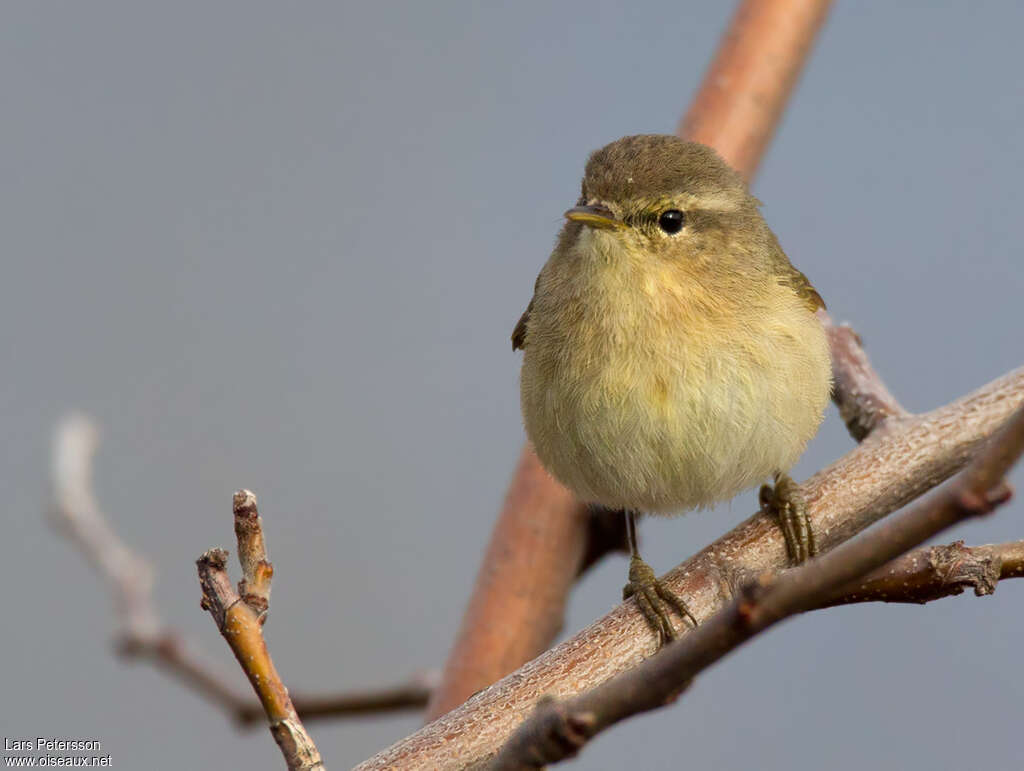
[355,364,1024,769]
[50,415,255,714]
[235,672,439,726]
[196,491,324,771]
[50,414,433,727]
[822,311,909,439]
[680,0,834,179]
[491,405,1024,769]
[427,0,836,720]
[823,539,1024,607]
[487,536,1024,765]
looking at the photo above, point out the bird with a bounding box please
[513,134,832,643]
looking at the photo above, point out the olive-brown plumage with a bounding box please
[515,135,830,515]
[513,136,831,639]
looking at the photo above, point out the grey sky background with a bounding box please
[4,2,1023,769]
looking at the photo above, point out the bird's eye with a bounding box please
[658,209,685,234]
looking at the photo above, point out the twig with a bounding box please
[823,539,1024,607]
[50,414,434,727]
[490,406,1024,769]
[50,415,256,714]
[428,0,837,720]
[355,364,1024,769]
[822,311,909,439]
[236,672,440,726]
[197,491,324,771]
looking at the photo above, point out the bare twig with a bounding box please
[233,489,273,616]
[824,538,1024,607]
[50,414,434,727]
[356,365,1024,770]
[822,311,909,439]
[51,414,161,644]
[428,0,837,720]
[491,407,1024,769]
[51,415,256,714]
[237,671,440,726]
[197,491,324,771]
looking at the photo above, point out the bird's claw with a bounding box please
[760,472,817,565]
[623,555,697,646]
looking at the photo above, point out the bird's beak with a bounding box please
[564,205,624,231]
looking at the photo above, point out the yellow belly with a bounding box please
[520,282,831,513]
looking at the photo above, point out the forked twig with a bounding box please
[50,414,434,730]
[197,491,324,771]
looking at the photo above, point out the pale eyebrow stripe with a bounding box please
[678,192,741,212]
[633,193,742,214]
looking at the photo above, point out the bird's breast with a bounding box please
[519,256,831,512]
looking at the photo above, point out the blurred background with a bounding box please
[4,2,1023,769]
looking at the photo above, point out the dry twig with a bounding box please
[50,414,434,727]
[196,491,324,771]
[51,415,256,715]
[824,539,1024,607]
[236,673,438,727]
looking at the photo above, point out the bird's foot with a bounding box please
[760,472,817,565]
[623,555,697,646]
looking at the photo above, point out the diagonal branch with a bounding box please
[491,405,1024,769]
[50,414,433,727]
[680,0,834,179]
[356,363,1024,769]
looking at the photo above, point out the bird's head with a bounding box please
[563,135,769,276]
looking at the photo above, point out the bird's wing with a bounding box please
[511,273,541,350]
[779,264,826,313]
[511,297,533,350]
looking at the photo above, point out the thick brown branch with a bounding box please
[197,494,324,771]
[491,406,1024,769]
[428,0,837,720]
[356,365,1024,769]
[50,415,433,728]
[680,0,834,178]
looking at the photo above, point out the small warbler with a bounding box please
[513,135,832,642]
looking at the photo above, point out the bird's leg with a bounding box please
[759,472,817,564]
[621,510,697,646]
